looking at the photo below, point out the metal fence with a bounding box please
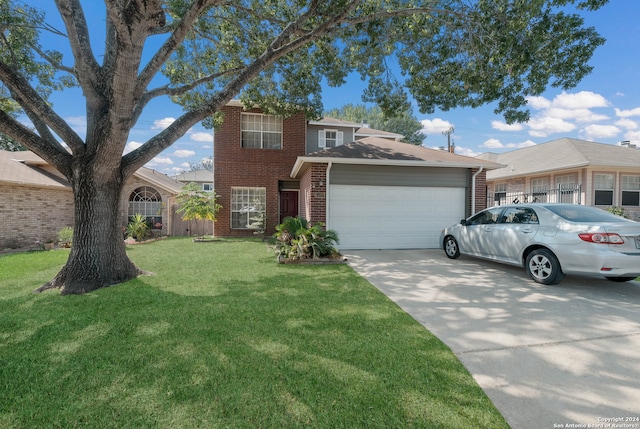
[488,184,582,207]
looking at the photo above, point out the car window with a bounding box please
[500,207,539,224]
[468,207,503,225]
[544,204,632,223]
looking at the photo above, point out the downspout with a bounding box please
[471,166,483,215]
[325,162,332,229]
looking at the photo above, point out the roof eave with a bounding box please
[291,156,504,179]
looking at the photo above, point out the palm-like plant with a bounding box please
[273,216,339,260]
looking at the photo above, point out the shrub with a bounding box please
[606,206,627,218]
[273,216,340,260]
[57,226,73,248]
[126,214,150,241]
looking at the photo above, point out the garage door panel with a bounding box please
[329,185,465,250]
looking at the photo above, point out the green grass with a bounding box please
[0,238,508,428]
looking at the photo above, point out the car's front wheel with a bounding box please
[525,248,564,285]
[443,236,460,259]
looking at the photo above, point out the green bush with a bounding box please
[273,216,340,260]
[57,226,73,248]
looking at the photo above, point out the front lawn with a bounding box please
[0,238,508,428]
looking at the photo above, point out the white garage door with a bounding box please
[329,185,466,250]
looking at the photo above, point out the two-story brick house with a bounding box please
[214,101,503,249]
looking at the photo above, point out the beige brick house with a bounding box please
[478,138,640,221]
[0,150,185,250]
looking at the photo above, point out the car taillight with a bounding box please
[578,233,624,244]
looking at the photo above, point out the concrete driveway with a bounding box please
[346,249,640,429]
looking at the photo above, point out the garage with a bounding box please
[290,137,503,250]
[329,184,466,249]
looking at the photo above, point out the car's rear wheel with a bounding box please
[444,236,460,259]
[525,248,564,285]
[605,276,637,282]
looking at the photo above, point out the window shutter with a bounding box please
[318,130,326,148]
[336,131,343,146]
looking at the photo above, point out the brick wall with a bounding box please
[0,183,73,249]
[214,105,306,237]
[298,163,327,224]
[472,168,487,214]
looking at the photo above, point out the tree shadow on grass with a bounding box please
[0,270,507,429]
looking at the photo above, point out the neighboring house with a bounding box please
[478,138,640,221]
[0,150,185,250]
[174,169,214,192]
[213,101,503,249]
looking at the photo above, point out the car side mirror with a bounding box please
[460,219,468,226]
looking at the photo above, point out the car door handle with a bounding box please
[521,228,533,234]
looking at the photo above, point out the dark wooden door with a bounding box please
[279,191,299,223]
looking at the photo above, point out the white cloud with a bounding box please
[65,116,87,127]
[420,118,453,134]
[124,141,143,154]
[622,130,640,145]
[455,146,480,157]
[544,108,608,123]
[615,118,638,130]
[151,117,176,130]
[180,162,190,168]
[526,96,551,110]
[148,156,173,165]
[580,124,620,140]
[551,91,609,109]
[527,117,576,137]
[481,138,537,150]
[491,121,524,132]
[615,107,640,118]
[190,131,213,142]
[173,149,196,158]
[481,138,504,149]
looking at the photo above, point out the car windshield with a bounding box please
[544,205,630,223]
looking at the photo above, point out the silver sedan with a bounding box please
[440,204,640,285]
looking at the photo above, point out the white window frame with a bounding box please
[318,129,343,148]
[203,183,214,192]
[128,186,163,229]
[531,177,549,202]
[621,175,640,206]
[594,173,614,206]
[241,113,282,149]
[231,187,266,229]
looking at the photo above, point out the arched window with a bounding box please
[128,186,163,229]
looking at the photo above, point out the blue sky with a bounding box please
[32,1,640,175]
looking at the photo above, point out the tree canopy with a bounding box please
[0,0,607,294]
[325,104,426,145]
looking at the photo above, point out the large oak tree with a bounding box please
[0,0,605,294]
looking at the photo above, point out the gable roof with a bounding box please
[0,150,70,189]
[174,169,213,183]
[291,137,504,178]
[308,117,405,140]
[0,150,183,194]
[478,138,640,180]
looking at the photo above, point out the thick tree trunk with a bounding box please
[34,167,144,295]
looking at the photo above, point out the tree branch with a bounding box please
[0,110,72,176]
[131,66,243,124]
[0,59,85,153]
[135,0,223,102]
[54,0,101,102]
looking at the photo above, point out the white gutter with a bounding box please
[325,162,332,230]
[471,166,483,214]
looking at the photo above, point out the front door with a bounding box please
[279,191,299,223]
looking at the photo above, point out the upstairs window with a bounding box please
[594,174,614,206]
[318,129,343,148]
[622,175,640,206]
[241,113,282,149]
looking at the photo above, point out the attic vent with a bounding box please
[620,140,637,149]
